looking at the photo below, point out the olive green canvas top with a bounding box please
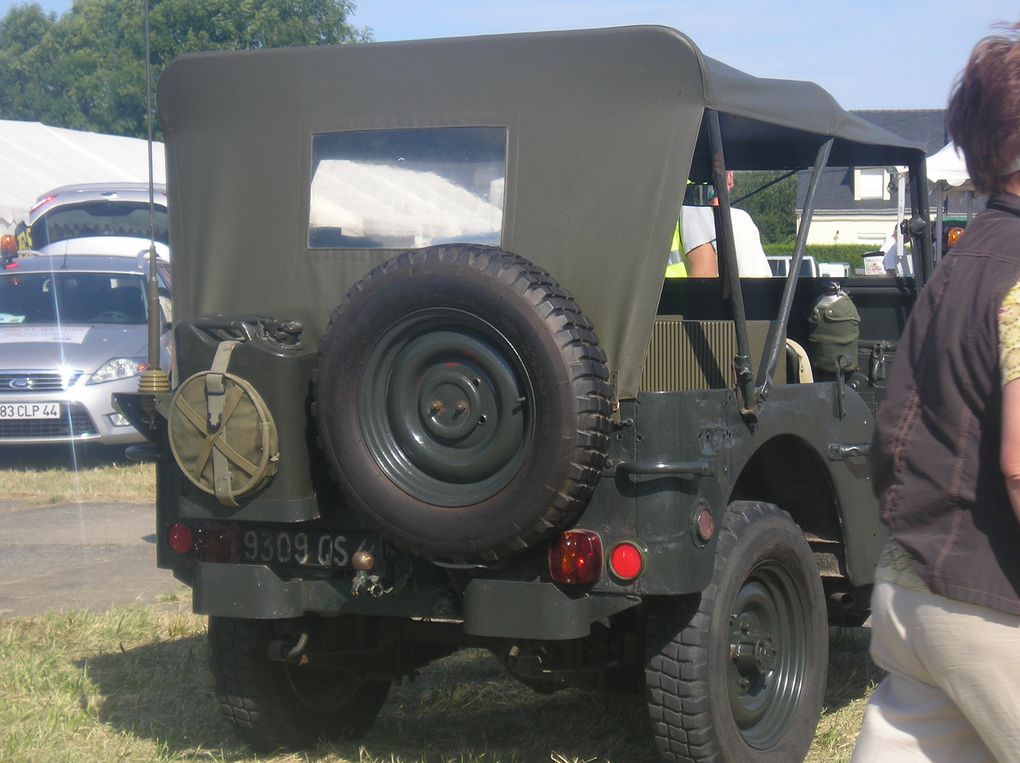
[158,25,924,398]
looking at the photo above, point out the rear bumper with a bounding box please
[186,562,640,640]
[189,562,454,621]
[462,579,640,639]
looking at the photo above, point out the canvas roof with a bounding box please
[158,26,927,397]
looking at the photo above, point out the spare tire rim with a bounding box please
[361,308,533,507]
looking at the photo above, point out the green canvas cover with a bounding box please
[158,25,925,398]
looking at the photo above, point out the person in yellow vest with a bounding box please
[665,223,689,277]
[666,173,771,278]
[665,207,719,277]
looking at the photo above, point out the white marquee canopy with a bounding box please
[926,141,971,190]
[0,120,165,234]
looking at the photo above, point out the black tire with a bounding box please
[208,616,390,751]
[645,502,828,762]
[314,244,611,563]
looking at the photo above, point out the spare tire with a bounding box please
[314,245,611,563]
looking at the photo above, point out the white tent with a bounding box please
[0,120,165,234]
[926,141,974,260]
[926,141,972,190]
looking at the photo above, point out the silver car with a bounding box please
[0,255,170,446]
[26,182,170,260]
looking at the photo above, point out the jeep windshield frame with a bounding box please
[157,25,929,399]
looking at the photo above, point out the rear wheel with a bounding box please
[208,615,390,751]
[645,501,827,762]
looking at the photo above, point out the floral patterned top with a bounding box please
[1000,279,1020,383]
[876,278,1020,590]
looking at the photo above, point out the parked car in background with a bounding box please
[767,254,819,277]
[0,254,170,446]
[818,261,851,278]
[21,182,169,260]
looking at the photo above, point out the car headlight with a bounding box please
[88,357,147,385]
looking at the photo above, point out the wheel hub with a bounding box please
[361,309,532,507]
[730,613,777,692]
[420,366,488,441]
[724,563,810,750]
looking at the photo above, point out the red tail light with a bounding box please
[167,523,194,554]
[195,523,237,563]
[29,194,55,214]
[548,530,603,584]
[166,521,237,561]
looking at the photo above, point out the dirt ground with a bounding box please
[0,500,180,617]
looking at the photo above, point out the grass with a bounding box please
[0,444,154,508]
[0,601,881,763]
[0,456,882,761]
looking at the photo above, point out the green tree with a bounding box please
[0,0,369,137]
[731,171,797,245]
[0,4,56,119]
[0,3,53,50]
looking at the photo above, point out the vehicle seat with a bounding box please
[786,338,814,383]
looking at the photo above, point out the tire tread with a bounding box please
[645,501,826,762]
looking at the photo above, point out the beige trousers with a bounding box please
[851,579,1020,762]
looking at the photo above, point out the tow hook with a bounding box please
[351,550,394,598]
[267,631,309,664]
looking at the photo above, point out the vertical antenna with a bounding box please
[139,0,170,399]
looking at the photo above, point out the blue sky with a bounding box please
[4,0,1016,109]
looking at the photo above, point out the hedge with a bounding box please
[763,243,878,271]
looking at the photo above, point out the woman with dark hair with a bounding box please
[852,23,1020,763]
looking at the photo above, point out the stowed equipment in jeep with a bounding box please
[117,26,932,762]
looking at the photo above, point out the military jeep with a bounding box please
[122,25,932,762]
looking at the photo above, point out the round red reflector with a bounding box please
[167,523,194,555]
[696,508,715,542]
[609,542,644,580]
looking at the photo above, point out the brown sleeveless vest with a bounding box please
[870,193,1020,615]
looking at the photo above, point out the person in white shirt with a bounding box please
[678,183,773,278]
[881,224,913,276]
